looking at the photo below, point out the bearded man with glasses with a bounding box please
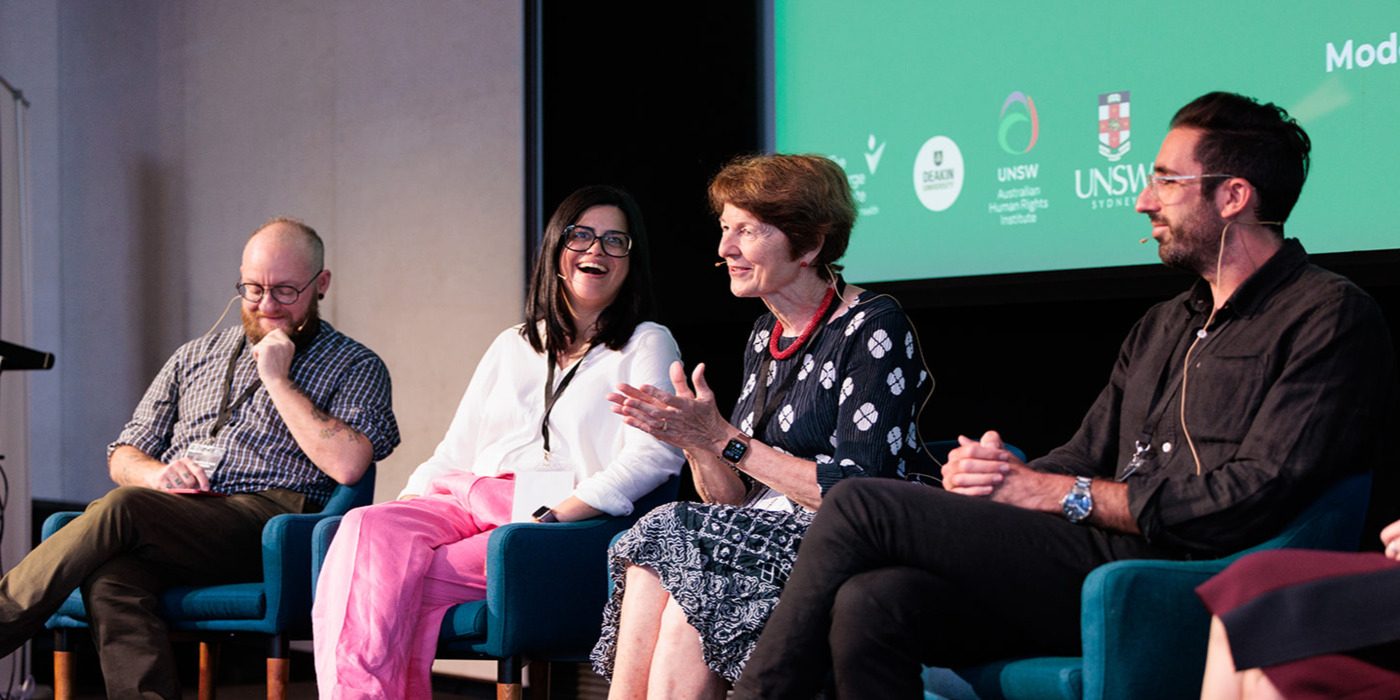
[0,217,400,699]
[733,92,1398,699]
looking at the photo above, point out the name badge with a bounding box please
[186,442,226,476]
[510,460,575,523]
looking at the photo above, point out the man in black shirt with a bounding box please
[733,92,1398,698]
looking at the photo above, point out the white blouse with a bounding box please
[399,322,684,516]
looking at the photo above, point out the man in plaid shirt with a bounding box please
[0,217,400,699]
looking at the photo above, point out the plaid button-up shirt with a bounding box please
[110,321,399,505]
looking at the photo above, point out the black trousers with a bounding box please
[0,486,303,700]
[732,478,1172,699]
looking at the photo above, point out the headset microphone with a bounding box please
[202,295,242,337]
[1140,237,1150,244]
[714,261,727,267]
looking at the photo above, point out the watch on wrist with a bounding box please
[720,435,751,467]
[531,505,559,523]
[1060,476,1094,524]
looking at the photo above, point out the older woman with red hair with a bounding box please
[591,154,935,699]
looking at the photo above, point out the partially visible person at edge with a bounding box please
[313,185,684,699]
[1196,515,1400,698]
[730,92,1398,699]
[591,153,935,699]
[0,218,400,699]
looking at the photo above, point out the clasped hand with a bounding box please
[608,361,730,452]
[942,430,1042,505]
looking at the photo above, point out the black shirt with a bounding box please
[1031,239,1398,555]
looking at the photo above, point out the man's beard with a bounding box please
[242,295,321,346]
[1156,206,1224,276]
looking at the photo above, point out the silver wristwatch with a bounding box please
[1060,476,1094,524]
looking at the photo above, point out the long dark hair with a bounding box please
[522,185,655,356]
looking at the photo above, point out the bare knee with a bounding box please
[649,599,726,698]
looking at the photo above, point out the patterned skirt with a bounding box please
[590,500,815,683]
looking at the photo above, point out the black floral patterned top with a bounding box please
[730,291,934,504]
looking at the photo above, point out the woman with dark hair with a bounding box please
[591,154,934,698]
[313,185,684,699]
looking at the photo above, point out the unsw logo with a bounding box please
[1098,91,1130,162]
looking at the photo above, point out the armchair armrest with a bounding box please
[1080,558,1231,700]
[41,512,81,541]
[478,516,635,659]
[262,511,340,636]
[311,515,343,591]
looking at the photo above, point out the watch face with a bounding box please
[1062,478,1093,523]
[722,438,748,464]
[1063,494,1092,522]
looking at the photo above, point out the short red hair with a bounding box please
[708,154,856,280]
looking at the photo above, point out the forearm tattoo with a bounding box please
[313,405,365,444]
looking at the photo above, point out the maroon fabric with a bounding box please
[1198,549,1400,698]
[1265,652,1400,699]
[1197,549,1396,614]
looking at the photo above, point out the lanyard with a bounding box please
[1119,310,1221,480]
[211,337,262,438]
[748,283,846,439]
[542,343,594,456]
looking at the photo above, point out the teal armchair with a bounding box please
[43,467,375,700]
[926,471,1373,700]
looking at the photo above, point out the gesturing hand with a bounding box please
[608,361,732,452]
[1382,518,1400,561]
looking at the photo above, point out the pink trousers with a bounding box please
[312,473,514,700]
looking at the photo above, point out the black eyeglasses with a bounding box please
[236,270,322,305]
[563,225,632,258]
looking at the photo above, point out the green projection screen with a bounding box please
[772,0,1400,283]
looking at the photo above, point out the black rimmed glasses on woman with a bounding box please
[236,270,323,305]
[563,224,632,257]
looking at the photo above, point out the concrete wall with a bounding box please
[1,0,525,503]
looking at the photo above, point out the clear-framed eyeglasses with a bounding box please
[563,224,632,258]
[1142,173,1237,204]
[236,270,323,305]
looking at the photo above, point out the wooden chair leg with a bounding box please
[497,656,524,700]
[199,641,220,700]
[265,658,289,700]
[266,635,289,700]
[53,630,74,700]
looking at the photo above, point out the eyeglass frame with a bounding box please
[1142,173,1238,202]
[562,224,633,258]
[236,270,323,305]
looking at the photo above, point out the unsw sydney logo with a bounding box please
[1074,90,1151,211]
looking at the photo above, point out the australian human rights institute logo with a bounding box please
[998,91,1039,155]
[1097,91,1131,162]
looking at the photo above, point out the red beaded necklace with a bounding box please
[769,286,838,360]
